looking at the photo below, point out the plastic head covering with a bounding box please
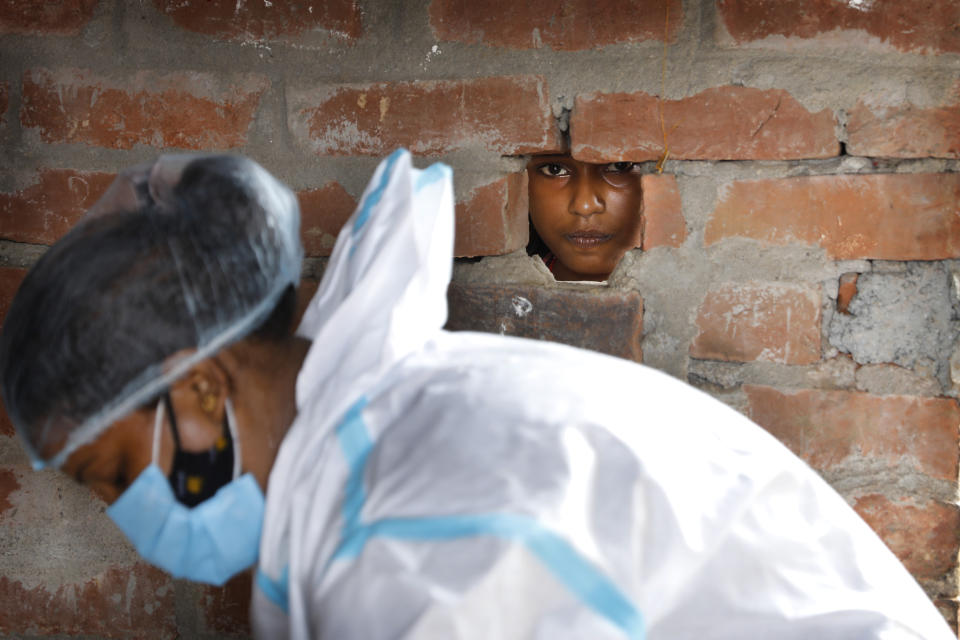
[0,154,302,470]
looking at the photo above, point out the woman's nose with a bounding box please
[569,176,604,217]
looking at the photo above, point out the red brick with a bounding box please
[690,282,821,365]
[446,283,642,362]
[428,0,681,51]
[0,270,35,436]
[298,182,357,257]
[201,572,252,636]
[21,68,268,150]
[848,95,960,159]
[0,267,27,324]
[836,272,858,315]
[455,173,528,257]
[641,173,685,249]
[853,494,960,584]
[0,468,18,516]
[0,82,9,129]
[0,564,176,638]
[288,76,560,156]
[0,398,13,438]
[0,0,98,35]
[706,174,960,260]
[0,169,114,244]
[744,386,960,482]
[571,87,838,162]
[154,0,361,41]
[718,0,960,55]
[0,268,25,437]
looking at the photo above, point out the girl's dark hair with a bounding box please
[0,156,298,455]
[526,215,549,258]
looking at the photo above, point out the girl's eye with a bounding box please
[538,163,570,177]
[604,162,635,173]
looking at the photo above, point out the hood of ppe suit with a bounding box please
[258,150,453,616]
[293,149,453,426]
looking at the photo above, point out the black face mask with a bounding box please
[163,393,235,508]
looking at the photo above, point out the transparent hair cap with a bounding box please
[6,154,302,470]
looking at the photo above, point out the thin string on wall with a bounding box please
[656,0,678,174]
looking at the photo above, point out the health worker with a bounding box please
[0,151,953,640]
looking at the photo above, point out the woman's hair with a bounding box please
[0,156,299,460]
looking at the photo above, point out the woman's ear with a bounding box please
[168,358,230,452]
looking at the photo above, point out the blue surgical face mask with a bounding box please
[106,397,265,586]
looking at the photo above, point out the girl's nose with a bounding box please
[569,175,604,217]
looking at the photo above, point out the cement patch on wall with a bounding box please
[828,262,957,387]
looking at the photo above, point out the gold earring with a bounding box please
[201,394,217,414]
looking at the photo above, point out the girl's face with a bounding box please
[527,155,643,282]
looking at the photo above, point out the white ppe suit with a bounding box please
[251,150,954,639]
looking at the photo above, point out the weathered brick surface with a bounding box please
[288,76,560,156]
[0,268,26,437]
[0,267,22,440]
[21,68,268,150]
[0,269,24,437]
[0,267,27,324]
[0,399,13,438]
[717,0,960,55]
[0,467,17,516]
[298,182,357,257]
[706,174,960,260]
[640,173,685,249]
[0,270,21,440]
[0,563,176,638]
[201,573,252,636]
[429,0,681,51]
[0,169,115,244]
[691,282,821,365]
[853,494,960,584]
[0,81,9,129]
[744,386,960,482]
[446,283,642,362]
[0,0,98,35]
[455,173,528,257]
[154,0,361,41]
[847,96,960,159]
[0,270,29,436]
[571,87,838,162]
[836,272,859,315]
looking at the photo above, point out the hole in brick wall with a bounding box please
[524,153,643,284]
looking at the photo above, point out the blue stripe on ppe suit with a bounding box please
[329,396,646,640]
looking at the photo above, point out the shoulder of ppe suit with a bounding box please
[422,331,786,450]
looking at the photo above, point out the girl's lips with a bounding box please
[564,231,613,248]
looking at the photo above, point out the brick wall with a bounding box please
[1,0,958,636]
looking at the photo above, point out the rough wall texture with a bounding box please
[0,0,958,636]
